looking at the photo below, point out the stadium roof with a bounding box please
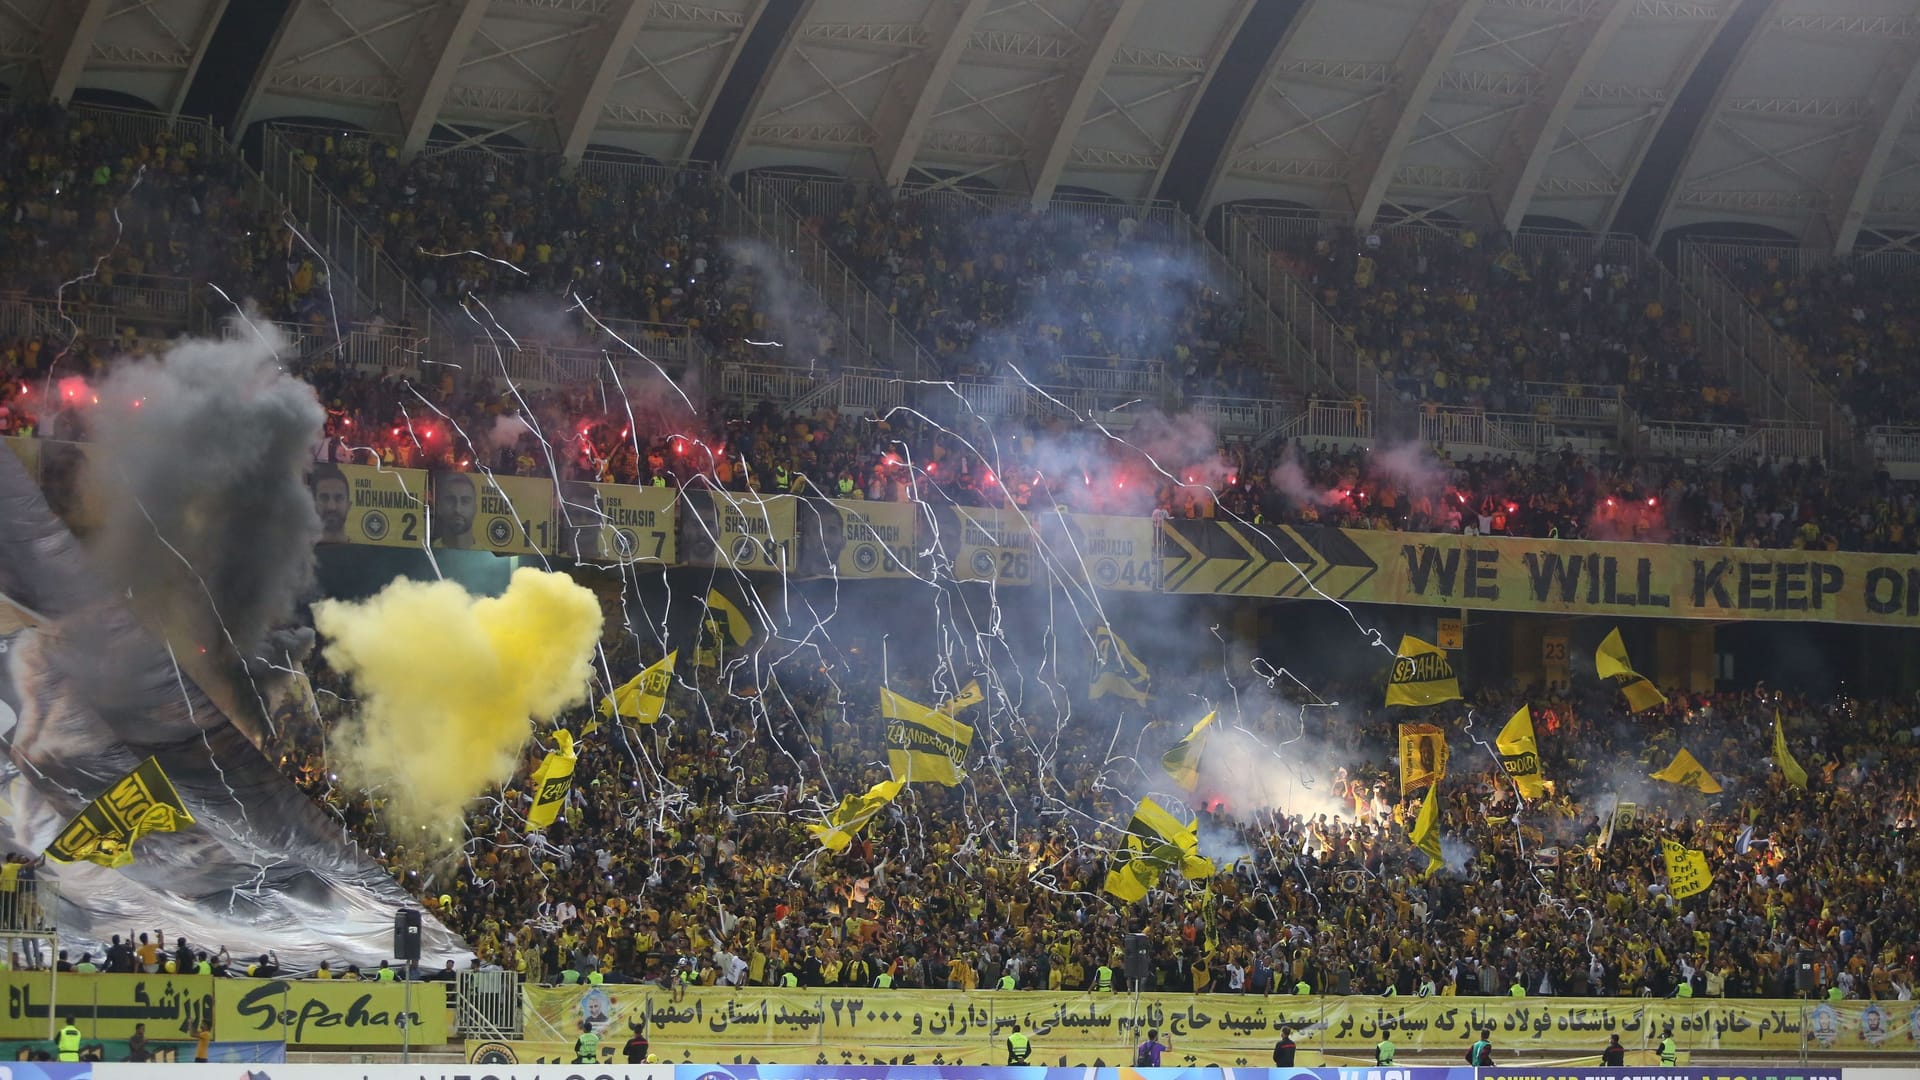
[6,0,1920,251]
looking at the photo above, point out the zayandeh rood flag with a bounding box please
[525,729,578,829]
[1496,705,1546,799]
[599,651,677,726]
[1090,624,1150,703]
[1161,710,1217,791]
[1661,839,1713,898]
[1651,747,1723,794]
[1385,635,1461,707]
[881,687,975,786]
[1408,781,1444,880]
[1773,710,1808,790]
[938,679,983,717]
[1398,723,1450,793]
[46,757,195,867]
[1596,628,1666,712]
[807,778,904,852]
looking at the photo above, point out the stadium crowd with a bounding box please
[269,626,1920,1003]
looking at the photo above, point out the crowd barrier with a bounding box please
[485,986,1920,1068]
[0,1066,1892,1080]
[12,437,1920,628]
[0,972,445,1049]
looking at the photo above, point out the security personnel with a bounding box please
[1675,978,1693,998]
[1294,978,1311,995]
[874,969,894,988]
[1006,1024,1031,1065]
[573,1021,600,1064]
[1659,1028,1679,1066]
[376,961,396,982]
[1508,979,1526,997]
[998,972,1017,991]
[1093,962,1114,992]
[1375,1034,1396,1065]
[587,965,605,986]
[57,1017,81,1063]
[780,969,799,988]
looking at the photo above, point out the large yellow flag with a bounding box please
[881,687,974,786]
[807,778,904,852]
[1161,710,1217,791]
[46,757,195,868]
[938,679,983,716]
[1385,635,1461,707]
[706,590,753,646]
[599,651,677,726]
[1661,839,1712,898]
[525,730,578,829]
[1090,624,1150,703]
[1408,782,1444,879]
[1651,747,1723,794]
[1596,628,1666,712]
[1106,796,1213,901]
[1496,705,1545,799]
[1773,710,1807,790]
[1398,723,1450,793]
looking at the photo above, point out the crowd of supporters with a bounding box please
[268,620,1920,1002]
[1713,250,1920,428]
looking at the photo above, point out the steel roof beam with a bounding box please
[869,0,990,188]
[40,0,112,104]
[1021,0,1145,205]
[552,0,649,161]
[1344,0,1484,227]
[1811,1,1920,255]
[397,0,491,158]
[1487,0,1632,230]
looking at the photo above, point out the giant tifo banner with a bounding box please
[21,436,1920,625]
[24,1067,1879,1080]
[502,986,1920,1066]
[0,972,444,1049]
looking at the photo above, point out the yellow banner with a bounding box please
[449,472,554,555]
[520,987,1911,1059]
[334,463,426,547]
[798,499,916,579]
[0,972,214,1041]
[939,506,1033,585]
[1040,511,1157,592]
[553,481,675,564]
[1398,723,1450,793]
[214,976,448,1047]
[680,490,797,572]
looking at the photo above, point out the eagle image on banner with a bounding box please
[1161,710,1217,791]
[1596,627,1666,712]
[599,651,676,727]
[525,730,578,829]
[808,778,904,852]
[46,757,195,868]
[1495,705,1546,799]
[1651,747,1723,794]
[1090,624,1150,703]
[1661,839,1712,898]
[881,687,974,786]
[1385,635,1461,706]
[1397,723,1450,794]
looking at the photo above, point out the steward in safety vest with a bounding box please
[574,1021,600,1064]
[1093,964,1114,991]
[874,971,894,988]
[57,1018,81,1062]
[1660,1029,1678,1065]
[1006,1025,1031,1064]
[997,973,1016,991]
[1375,1036,1396,1065]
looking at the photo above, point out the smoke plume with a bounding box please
[83,321,325,657]
[314,566,604,840]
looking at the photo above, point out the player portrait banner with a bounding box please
[1038,511,1158,592]
[327,463,427,548]
[796,499,917,579]
[564,482,677,565]
[472,472,558,556]
[930,506,1035,585]
[678,489,798,572]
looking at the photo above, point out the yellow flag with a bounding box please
[525,730,578,829]
[1495,705,1545,799]
[1651,747,1723,794]
[1408,782,1444,879]
[46,757,196,868]
[707,589,753,646]
[1398,722,1450,793]
[1772,710,1807,790]
[881,687,975,786]
[1125,796,1214,881]
[938,679,982,717]
[807,778,904,852]
[1161,710,1217,791]
[599,651,676,726]
[1090,624,1150,703]
[1660,839,1712,898]
[1103,857,1154,903]
[1596,628,1666,712]
[1385,635,1461,707]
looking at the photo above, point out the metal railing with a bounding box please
[1419,407,1557,457]
[1189,396,1292,438]
[1522,382,1623,425]
[1276,400,1373,444]
[0,294,116,344]
[1867,425,1920,466]
[735,176,936,379]
[81,274,193,326]
[68,102,215,152]
[1638,419,1824,464]
[1220,213,1373,401]
[456,970,521,1040]
[0,879,57,933]
[718,362,833,409]
[261,125,457,347]
[1675,240,1850,449]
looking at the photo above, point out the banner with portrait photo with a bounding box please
[558,482,676,565]
[1036,511,1157,592]
[440,471,557,556]
[324,463,426,548]
[931,506,1034,585]
[795,499,917,579]
[678,489,797,573]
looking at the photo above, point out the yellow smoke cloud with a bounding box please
[313,567,603,840]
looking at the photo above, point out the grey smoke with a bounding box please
[84,319,325,658]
